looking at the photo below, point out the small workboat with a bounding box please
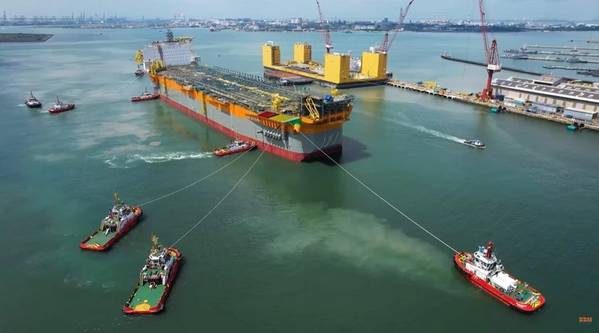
[463,139,486,149]
[79,193,142,251]
[134,68,145,77]
[123,235,182,314]
[131,88,160,102]
[213,139,256,157]
[25,91,42,108]
[454,241,545,313]
[48,97,75,114]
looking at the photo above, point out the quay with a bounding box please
[386,79,599,132]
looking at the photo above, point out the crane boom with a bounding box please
[315,0,333,53]
[478,0,501,100]
[379,0,415,53]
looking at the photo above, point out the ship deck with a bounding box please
[160,65,306,114]
[83,230,115,246]
[129,284,165,309]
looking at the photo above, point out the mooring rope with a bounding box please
[300,133,458,254]
[137,150,250,207]
[169,149,264,247]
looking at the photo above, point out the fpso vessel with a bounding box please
[140,32,353,161]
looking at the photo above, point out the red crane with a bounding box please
[379,0,416,53]
[478,0,501,100]
[315,0,333,53]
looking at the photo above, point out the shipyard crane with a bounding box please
[315,0,333,53]
[478,0,501,101]
[379,0,415,53]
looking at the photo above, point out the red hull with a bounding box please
[214,144,256,157]
[131,94,160,102]
[159,95,342,162]
[79,207,143,251]
[48,104,75,114]
[123,247,182,314]
[454,252,545,313]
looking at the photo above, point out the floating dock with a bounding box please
[262,42,388,88]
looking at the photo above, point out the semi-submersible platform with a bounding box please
[140,33,353,161]
[262,42,389,88]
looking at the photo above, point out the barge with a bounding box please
[141,32,353,162]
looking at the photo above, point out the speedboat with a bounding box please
[25,91,42,108]
[214,140,256,157]
[463,139,486,149]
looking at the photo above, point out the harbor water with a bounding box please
[0,27,598,332]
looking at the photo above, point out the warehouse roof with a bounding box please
[493,77,599,104]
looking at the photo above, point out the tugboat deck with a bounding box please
[83,231,116,246]
[129,284,165,310]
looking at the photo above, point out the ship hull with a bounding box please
[123,248,182,314]
[454,252,545,313]
[79,207,143,251]
[159,94,343,162]
[48,105,75,114]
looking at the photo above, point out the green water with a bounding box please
[1,27,598,332]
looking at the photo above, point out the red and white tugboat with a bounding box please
[123,235,182,314]
[79,193,143,251]
[48,97,75,114]
[213,139,256,157]
[131,88,160,102]
[25,91,42,108]
[454,241,545,312]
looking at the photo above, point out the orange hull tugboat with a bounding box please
[123,235,182,314]
[454,241,545,313]
[131,88,160,102]
[79,193,142,251]
[214,139,256,157]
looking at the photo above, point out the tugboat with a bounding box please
[463,139,486,149]
[454,241,545,313]
[80,193,143,251]
[213,139,256,157]
[123,235,182,314]
[131,88,160,102]
[25,91,42,108]
[48,97,75,114]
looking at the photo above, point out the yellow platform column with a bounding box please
[293,43,312,64]
[360,51,388,80]
[324,53,350,84]
[262,44,281,67]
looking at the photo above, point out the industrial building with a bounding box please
[492,76,599,122]
[262,42,389,88]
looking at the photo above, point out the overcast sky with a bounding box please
[2,0,598,21]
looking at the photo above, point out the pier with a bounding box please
[386,79,599,132]
[440,54,543,75]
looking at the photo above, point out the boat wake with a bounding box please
[359,111,467,146]
[263,206,458,292]
[409,124,465,144]
[104,151,213,168]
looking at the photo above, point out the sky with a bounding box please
[1,0,598,21]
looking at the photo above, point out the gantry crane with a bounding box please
[315,0,333,53]
[478,0,501,100]
[379,0,415,53]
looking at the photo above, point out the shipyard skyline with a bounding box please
[2,0,599,21]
